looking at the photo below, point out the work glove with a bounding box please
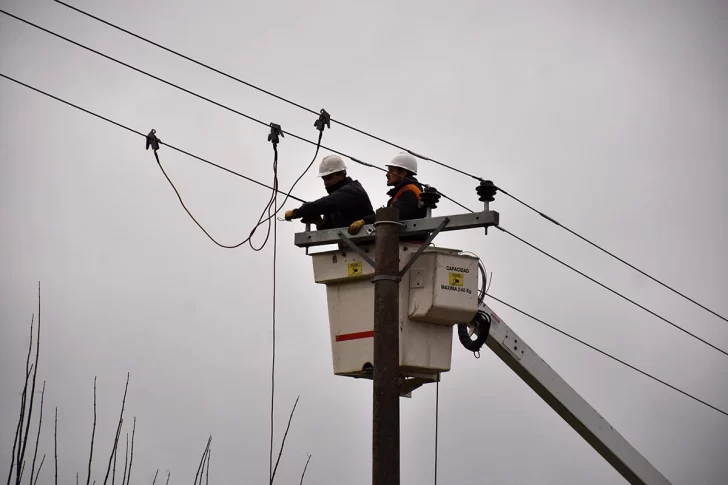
[348,219,365,235]
[284,209,298,221]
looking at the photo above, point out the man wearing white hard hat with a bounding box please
[347,152,429,236]
[284,155,374,230]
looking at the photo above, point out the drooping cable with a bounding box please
[267,140,280,485]
[48,2,728,325]
[485,293,728,417]
[495,225,728,358]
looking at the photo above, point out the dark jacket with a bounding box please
[296,177,374,230]
[363,177,427,225]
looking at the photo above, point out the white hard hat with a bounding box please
[318,155,347,177]
[386,152,418,175]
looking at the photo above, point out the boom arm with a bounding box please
[478,302,672,485]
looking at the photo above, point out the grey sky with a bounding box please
[2,0,727,483]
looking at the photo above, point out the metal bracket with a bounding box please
[398,217,450,277]
[371,274,402,283]
[399,373,440,398]
[336,231,377,268]
[295,210,498,248]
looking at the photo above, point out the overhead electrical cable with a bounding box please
[0,73,306,205]
[485,294,728,418]
[49,1,728,325]
[495,226,728,358]
[4,69,726,370]
[0,8,472,215]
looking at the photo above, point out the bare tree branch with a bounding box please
[271,396,300,484]
[32,455,46,485]
[126,418,136,485]
[205,448,210,485]
[29,382,46,485]
[151,469,159,485]
[193,437,211,485]
[299,455,312,485]
[54,408,58,485]
[19,283,42,485]
[164,471,170,485]
[87,377,97,485]
[8,318,33,485]
[121,435,128,485]
[103,374,130,485]
[111,430,118,485]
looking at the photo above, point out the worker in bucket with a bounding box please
[284,154,375,230]
[347,152,429,236]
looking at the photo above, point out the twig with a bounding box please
[76,472,79,485]
[33,455,46,485]
[103,374,130,485]
[54,408,58,485]
[8,317,33,485]
[29,382,46,485]
[87,377,97,485]
[164,471,170,485]
[18,462,25,485]
[121,435,128,485]
[112,431,118,485]
[205,449,210,485]
[193,437,211,485]
[271,396,300,483]
[19,284,42,485]
[126,418,136,485]
[151,469,159,485]
[299,455,312,485]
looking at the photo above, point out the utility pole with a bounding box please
[372,206,401,485]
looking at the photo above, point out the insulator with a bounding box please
[420,186,441,209]
[476,180,497,203]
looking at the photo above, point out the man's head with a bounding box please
[318,155,347,188]
[385,152,418,186]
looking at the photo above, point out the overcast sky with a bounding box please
[2,1,727,484]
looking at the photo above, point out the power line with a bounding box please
[495,225,728,358]
[48,1,728,325]
[5,13,724,360]
[0,72,306,204]
[485,293,728,418]
[1,9,469,214]
[495,188,728,324]
[0,9,375,176]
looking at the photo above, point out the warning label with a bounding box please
[449,272,464,287]
[441,284,472,295]
[348,262,362,276]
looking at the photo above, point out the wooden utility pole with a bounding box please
[372,207,401,485]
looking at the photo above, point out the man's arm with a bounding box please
[295,190,345,220]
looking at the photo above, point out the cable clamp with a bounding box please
[314,108,331,132]
[268,122,284,145]
[371,274,402,283]
[146,129,161,151]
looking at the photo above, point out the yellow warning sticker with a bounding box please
[449,272,464,287]
[348,262,363,276]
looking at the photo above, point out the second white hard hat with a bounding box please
[386,152,418,175]
[317,155,347,177]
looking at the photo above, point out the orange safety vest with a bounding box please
[388,184,422,206]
